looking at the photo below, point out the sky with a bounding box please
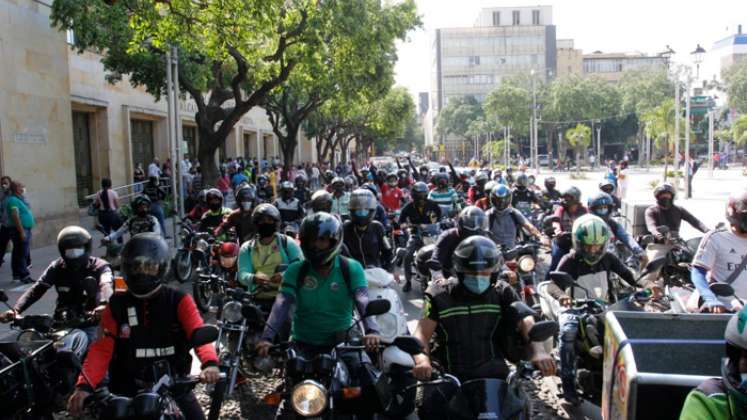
[394,0,747,100]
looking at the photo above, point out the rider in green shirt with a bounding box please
[680,307,747,420]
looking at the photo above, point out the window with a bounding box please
[512,10,520,25]
[492,11,501,26]
[469,56,480,66]
[532,10,540,25]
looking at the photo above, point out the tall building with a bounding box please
[0,0,315,246]
[582,51,668,82]
[711,24,747,76]
[556,39,583,78]
[427,5,557,158]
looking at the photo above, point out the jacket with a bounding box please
[238,233,303,297]
[342,220,392,270]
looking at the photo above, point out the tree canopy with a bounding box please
[436,96,483,141]
[723,60,747,114]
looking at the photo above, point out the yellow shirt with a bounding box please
[269,171,278,197]
[252,241,283,300]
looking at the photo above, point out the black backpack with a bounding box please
[294,256,354,299]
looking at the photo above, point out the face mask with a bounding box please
[1,184,8,191]
[257,223,276,238]
[241,202,252,211]
[594,207,610,218]
[657,197,673,209]
[388,181,397,187]
[463,275,491,294]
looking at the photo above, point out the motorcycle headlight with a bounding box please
[376,312,398,343]
[291,380,327,417]
[518,255,535,273]
[222,301,243,323]
[196,239,209,252]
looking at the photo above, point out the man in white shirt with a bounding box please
[179,154,192,197]
[147,158,162,178]
[693,190,747,313]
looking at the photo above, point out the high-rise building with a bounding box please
[427,6,557,158]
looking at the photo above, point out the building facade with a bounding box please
[0,0,315,247]
[556,39,583,78]
[582,52,668,82]
[428,6,556,159]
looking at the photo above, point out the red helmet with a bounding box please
[726,190,747,233]
[218,242,239,268]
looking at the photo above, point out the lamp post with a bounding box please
[684,44,705,199]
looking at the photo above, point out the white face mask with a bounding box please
[64,248,85,259]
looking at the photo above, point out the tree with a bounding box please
[619,68,675,117]
[362,87,417,157]
[263,0,419,177]
[483,76,534,136]
[53,0,317,183]
[723,60,747,113]
[565,123,592,174]
[734,115,747,145]
[436,96,483,142]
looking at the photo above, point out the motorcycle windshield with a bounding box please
[449,378,524,420]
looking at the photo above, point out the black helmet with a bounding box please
[121,233,170,298]
[397,169,408,179]
[561,186,582,207]
[344,176,357,191]
[198,189,209,206]
[258,174,269,186]
[252,203,281,229]
[727,190,747,233]
[412,182,429,203]
[654,182,676,209]
[349,189,377,226]
[57,226,92,269]
[324,170,335,183]
[515,173,528,188]
[475,172,489,186]
[331,177,345,191]
[310,190,333,213]
[433,172,449,187]
[453,236,503,275]
[279,181,295,196]
[294,174,307,188]
[132,195,152,214]
[385,172,398,184]
[457,206,488,237]
[544,177,557,190]
[206,188,223,211]
[235,185,256,210]
[299,212,343,269]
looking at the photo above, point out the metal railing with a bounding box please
[83,178,173,204]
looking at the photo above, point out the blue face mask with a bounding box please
[463,275,491,295]
[353,209,370,218]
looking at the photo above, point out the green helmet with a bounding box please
[571,214,610,265]
[722,307,747,410]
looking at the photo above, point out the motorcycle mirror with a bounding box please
[548,271,575,289]
[190,325,219,347]
[528,321,559,342]
[709,282,735,298]
[0,290,8,303]
[364,299,391,317]
[642,257,667,275]
[392,336,424,355]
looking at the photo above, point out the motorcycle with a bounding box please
[172,219,214,283]
[96,226,123,271]
[0,287,98,419]
[81,325,226,420]
[638,225,702,289]
[539,258,667,403]
[503,242,540,309]
[192,259,231,315]
[414,321,559,420]
[264,299,394,419]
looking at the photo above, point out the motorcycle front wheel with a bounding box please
[173,250,193,283]
[193,276,217,314]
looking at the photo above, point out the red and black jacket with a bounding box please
[76,286,218,394]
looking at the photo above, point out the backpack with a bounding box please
[488,208,524,238]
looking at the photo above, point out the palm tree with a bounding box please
[565,123,592,175]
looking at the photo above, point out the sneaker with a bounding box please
[402,282,412,293]
[20,276,33,284]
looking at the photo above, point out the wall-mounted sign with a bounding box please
[15,129,48,144]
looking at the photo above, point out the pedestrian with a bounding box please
[0,176,13,269]
[6,181,34,283]
[143,176,168,237]
[179,153,192,198]
[133,163,145,193]
[617,160,629,200]
[147,157,162,179]
[216,169,231,201]
[95,178,122,239]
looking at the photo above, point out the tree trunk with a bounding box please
[197,127,222,187]
[575,147,581,175]
[315,136,324,163]
[280,126,300,181]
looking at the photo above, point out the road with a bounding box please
[3,166,744,419]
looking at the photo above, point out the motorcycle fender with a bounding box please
[382,346,415,372]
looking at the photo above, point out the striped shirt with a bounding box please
[428,188,458,214]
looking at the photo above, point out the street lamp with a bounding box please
[530,69,538,173]
[691,44,706,80]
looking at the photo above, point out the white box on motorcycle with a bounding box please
[621,200,651,237]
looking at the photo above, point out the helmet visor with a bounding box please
[460,213,488,232]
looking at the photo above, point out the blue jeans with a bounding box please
[10,228,31,280]
[150,202,167,236]
[559,309,581,396]
[546,239,570,279]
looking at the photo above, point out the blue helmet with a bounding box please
[588,192,614,219]
[490,184,512,211]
